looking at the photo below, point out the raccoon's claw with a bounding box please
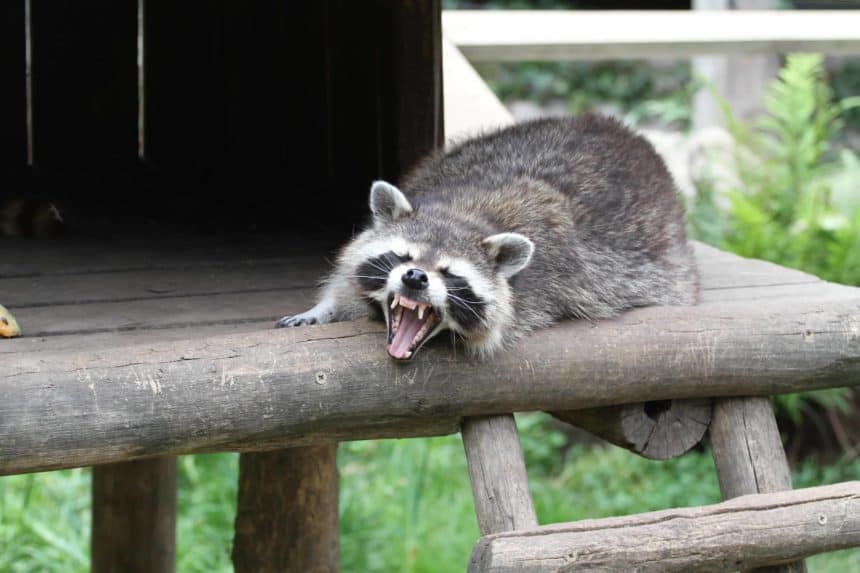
[275,315,318,328]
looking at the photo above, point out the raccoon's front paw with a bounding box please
[275,314,318,328]
[275,304,335,328]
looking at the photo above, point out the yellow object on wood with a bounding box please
[0,304,22,338]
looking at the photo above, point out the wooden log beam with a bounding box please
[462,415,538,535]
[710,397,806,573]
[552,398,712,460]
[232,445,339,573]
[91,458,177,573]
[2,283,859,475]
[468,482,860,573]
[442,10,860,62]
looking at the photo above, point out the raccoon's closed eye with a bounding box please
[440,269,487,330]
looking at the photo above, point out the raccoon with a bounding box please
[277,115,699,360]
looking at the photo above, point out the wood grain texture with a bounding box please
[711,398,792,499]
[91,457,177,573]
[2,273,858,475]
[462,415,538,535]
[4,287,315,338]
[552,398,712,460]
[710,397,805,573]
[233,445,339,573]
[1,264,318,308]
[468,482,860,573]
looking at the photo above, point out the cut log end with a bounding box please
[552,398,713,460]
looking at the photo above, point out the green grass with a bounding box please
[2,414,858,572]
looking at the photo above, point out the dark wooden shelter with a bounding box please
[1,0,442,232]
[2,2,442,572]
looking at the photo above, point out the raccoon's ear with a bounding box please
[482,232,534,279]
[369,180,413,225]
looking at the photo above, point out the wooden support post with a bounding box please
[710,397,807,573]
[552,398,712,460]
[91,457,177,573]
[462,415,538,535]
[232,445,339,573]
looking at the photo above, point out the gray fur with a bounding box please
[277,115,700,357]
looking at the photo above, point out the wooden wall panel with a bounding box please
[143,1,224,169]
[0,0,27,174]
[30,0,138,167]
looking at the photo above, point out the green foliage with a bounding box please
[478,61,696,128]
[689,54,860,424]
[831,59,860,133]
[694,53,860,285]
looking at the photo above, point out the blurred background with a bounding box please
[2,1,859,571]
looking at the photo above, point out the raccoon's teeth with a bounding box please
[404,351,412,359]
[391,294,400,309]
[417,305,426,320]
[413,319,433,346]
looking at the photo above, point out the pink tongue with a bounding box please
[388,307,427,359]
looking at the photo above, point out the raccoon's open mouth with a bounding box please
[386,293,441,360]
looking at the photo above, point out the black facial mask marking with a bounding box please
[440,269,487,331]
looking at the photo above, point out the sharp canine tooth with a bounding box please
[390,294,399,309]
[405,351,412,359]
[418,305,425,320]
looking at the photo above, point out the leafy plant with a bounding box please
[689,53,860,433]
[700,53,860,283]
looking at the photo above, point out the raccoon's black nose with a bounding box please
[402,268,429,290]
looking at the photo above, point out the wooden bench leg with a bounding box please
[710,397,807,573]
[91,457,177,573]
[232,445,339,573]
[462,415,538,535]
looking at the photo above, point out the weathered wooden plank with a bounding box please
[0,233,337,278]
[552,398,712,460]
[468,482,860,573]
[92,457,177,573]
[0,0,27,172]
[2,282,858,474]
[693,243,819,290]
[233,446,339,573]
[710,397,806,573]
[1,263,319,308]
[0,320,273,357]
[6,288,315,338]
[443,10,860,62]
[30,0,138,166]
[462,415,538,535]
